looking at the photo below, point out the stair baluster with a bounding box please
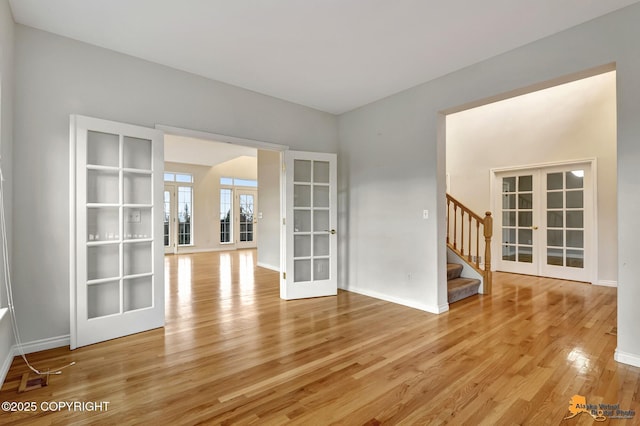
[445,193,493,295]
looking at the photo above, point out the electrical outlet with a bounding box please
[423,209,429,219]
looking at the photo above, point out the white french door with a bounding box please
[70,115,164,349]
[494,162,594,282]
[281,150,337,299]
[235,189,257,249]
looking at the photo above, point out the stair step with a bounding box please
[447,263,463,280]
[447,277,481,303]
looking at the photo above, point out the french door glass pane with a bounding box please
[503,211,516,226]
[313,161,330,183]
[294,160,312,182]
[547,230,563,247]
[547,173,563,190]
[566,170,584,189]
[87,281,120,319]
[123,136,152,170]
[518,211,532,227]
[566,191,583,208]
[518,246,533,263]
[124,277,153,312]
[567,250,584,268]
[87,131,119,167]
[87,245,119,281]
[547,248,563,266]
[502,245,516,261]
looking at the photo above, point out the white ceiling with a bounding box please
[9,0,640,114]
[164,135,256,167]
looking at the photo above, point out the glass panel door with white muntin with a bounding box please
[283,150,337,299]
[543,169,585,273]
[72,115,164,349]
[494,163,592,282]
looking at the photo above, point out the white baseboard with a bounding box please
[173,247,229,254]
[0,345,13,388]
[596,280,617,287]
[341,285,448,314]
[256,262,279,272]
[614,348,640,368]
[0,308,13,387]
[0,334,70,388]
[15,334,70,355]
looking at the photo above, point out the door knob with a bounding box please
[324,229,336,235]
[532,226,539,230]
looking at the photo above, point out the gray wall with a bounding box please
[0,0,15,378]
[257,150,281,271]
[12,24,338,343]
[339,4,640,361]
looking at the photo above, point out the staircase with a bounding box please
[447,263,481,303]
[446,193,493,297]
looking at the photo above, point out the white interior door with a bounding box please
[494,162,593,282]
[235,189,257,249]
[70,115,164,349]
[539,165,592,282]
[281,150,337,299]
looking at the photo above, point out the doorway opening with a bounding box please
[444,66,617,286]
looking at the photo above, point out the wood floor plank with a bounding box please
[1,250,639,424]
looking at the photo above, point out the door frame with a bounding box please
[490,158,598,283]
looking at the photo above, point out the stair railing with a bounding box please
[446,193,493,294]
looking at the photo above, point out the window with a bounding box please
[220,189,232,243]
[220,177,257,187]
[165,172,193,183]
[177,187,193,245]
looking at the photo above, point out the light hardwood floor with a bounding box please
[1,250,638,425]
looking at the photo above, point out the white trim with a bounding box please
[69,115,77,350]
[1,333,71,386]
[156,125,289,152]
[257,262,279,272]
[341,286,449,314]
[172,247,235,254]
[596,280,617,287]
[0,347,12,388]
[0,308,11,387]
[490,158,598,174]
[614,349,640,368]
[15,335,70,355]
